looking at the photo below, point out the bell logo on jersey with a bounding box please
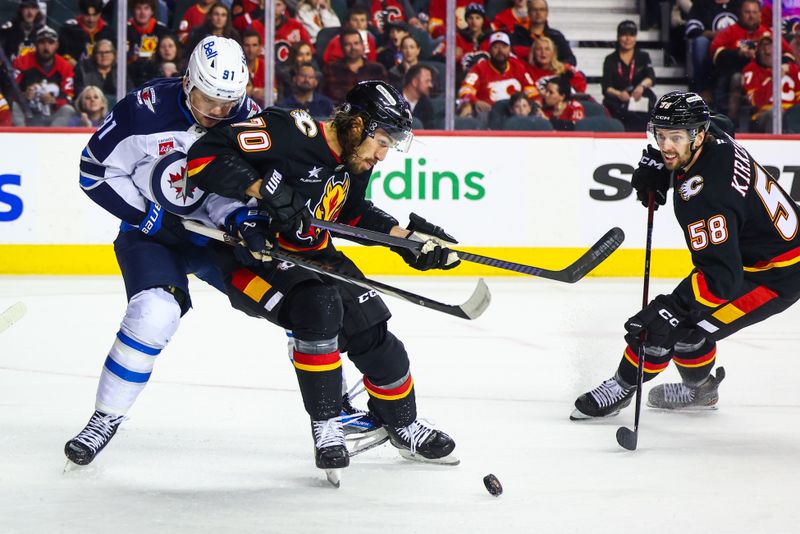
[150,150,207,215]
[679,175,704,201]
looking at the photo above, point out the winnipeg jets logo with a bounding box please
[150,150,207,215]
[167,166,194,202]
[678,175,704,201]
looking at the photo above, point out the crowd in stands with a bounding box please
[1,0,799,132]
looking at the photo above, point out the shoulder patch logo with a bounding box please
[679,175,704,201]
[136,87,157,113]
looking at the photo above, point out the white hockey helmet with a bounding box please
[184,36,248,103]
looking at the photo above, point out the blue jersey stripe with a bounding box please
[116,330,161,355]
[79,174,98,188]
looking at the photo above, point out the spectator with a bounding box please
[12,26,77,126]
[187,3,241,55]
[791,31,800,63]
[427,0,473,39]
[510,0,576,67]
[684,0,740,96]
[75,39,131,104]
[456,3,491,73]
[177,0,216,45]
[0,0,44,61]
[742,31,800,132]
[402,63,434,128]
[127,0,170,79]
[508,91,542,117]
[526,36,586,97]
[129,34,184,88]
[322,27,387,104]
[59,0,114,67]
[388,34,421,90]
[369,0,419,35]
[0,91,11,126]
[492,0,529,34]
[67,85,108,127]
[233,0,314,69]
[242,28,266,104]
[458,31,536,118]
[541,74,584,130]
[277,62,334,118]
[710,0,794,120]
[601,20,656,132]
[377,21,411,70]
[323,7,378,64]
[296,0,341,42]
[277,40,318,97]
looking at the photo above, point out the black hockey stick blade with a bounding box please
[182,220,490,320]
[268,249,491,320]
[615,426,638,451]
[457,227,625,283]
[310,218,625,283]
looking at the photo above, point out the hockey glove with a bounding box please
[136,201,192,246]
[624,294,693,350]
[631,145,670,209]
[225,207,274,266]
[391,213,461,271]
[258,169,310,235]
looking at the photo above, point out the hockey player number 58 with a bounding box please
[688,215,728,251]
[753,165,799,241]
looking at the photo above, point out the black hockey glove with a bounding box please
[624,295,693,349]
[631,145,670,209]
[225,207,274,266]
[391,213,461,271]
[257,169,310,235]
[136,201,192,246]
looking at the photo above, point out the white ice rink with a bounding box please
[1,275,799,533]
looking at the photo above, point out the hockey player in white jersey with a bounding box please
[64,36,261,466]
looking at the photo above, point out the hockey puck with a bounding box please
[483,474,503,497]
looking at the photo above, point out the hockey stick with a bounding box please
[616,192,655,451]
[182,220,490,320]
[309,218,625,283]
[0,301,27,334]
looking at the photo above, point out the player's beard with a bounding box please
[345,149,376,174]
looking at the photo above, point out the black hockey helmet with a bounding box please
[344,80,414,152]
[649,91,710,140]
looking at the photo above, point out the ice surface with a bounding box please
[1,275,799,533]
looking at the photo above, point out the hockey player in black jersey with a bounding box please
[572,91,800,420]
[186,80,461,475]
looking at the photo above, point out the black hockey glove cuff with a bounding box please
[257,170,310,235]
[225,207,274,266]
[624,295,693,349]
[631,145,670,209]
[391,213,461,271]
[136,201,192,246]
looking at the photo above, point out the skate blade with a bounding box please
[569,408,621,421]
[647,403,719,412]
[63,460,84,473]
[325,468,342,488]
[398,449,460,466]
[347,428,389,456]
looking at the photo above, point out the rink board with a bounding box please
[1,129,799,276]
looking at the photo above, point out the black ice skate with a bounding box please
[647,367,726,410]
[311,417,350,487]
[386,420,459,465]
[64,410,125,467]
[571,376,635,420]
[340,393,389,456]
